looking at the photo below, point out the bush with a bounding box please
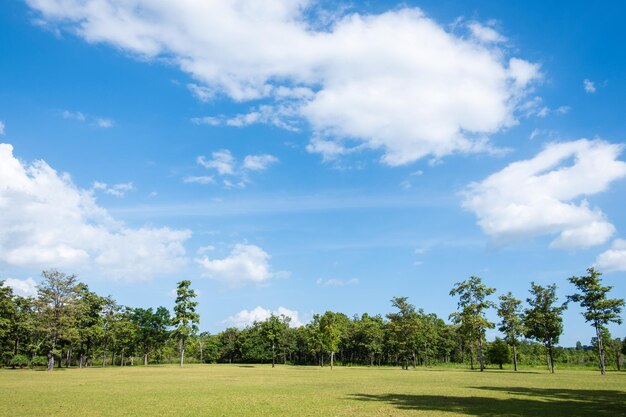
[10,354,30,369]
[30,356,48,367]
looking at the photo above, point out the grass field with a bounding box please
[1,365,625,417]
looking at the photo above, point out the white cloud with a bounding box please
[29,1,540,165]
[596,239,626,272]
[191,116,221,126]
[243,154,279,171]
[183,175,215,185]
[462,139,626,248]
[62,110,114,128]
[316,278,359,287]
[468,22,506,43]
[198,151,235,176]
[3,278,38,297]
[583,79,596,93]
[95,118,114,128]
[197,244,285,286]
[0,121,5,135]
[0,143,191,281]
[223,306,303,328]
[192,150,278,187]
[187,83,214,102]
[92,181,135,197]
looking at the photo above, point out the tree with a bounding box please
[487,337,511,369]
[568,267,624,375]
[219,327,240,363]
[319,311,342,370]
[172,280,199,368]
[36,270,80,371]
[449,276,495,371]
[387,297,419,370]
[524,282,566,374]
[131,307,170,365]
[497,292,524,371]
[0,281,17,363]
[260,314,287,368]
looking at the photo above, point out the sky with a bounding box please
[0,0,625,345]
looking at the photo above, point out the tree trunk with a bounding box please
[102,351,106,368]
[478,338,485,371]
[47,351,54,371]
[595,325,606,375]
[179,338,185,368]
[66,348,71,368]
[548,342,555,374]
[412,351,417,368]
[513,345,518,372]
[121,348,125,367]
[143,352,148,366]
[330,351,334,370]
[79,353,84,369]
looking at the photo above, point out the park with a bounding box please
[1,364,625,417]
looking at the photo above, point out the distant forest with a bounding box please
[1,268,623,373]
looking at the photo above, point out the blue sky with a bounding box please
[1,0,625,345]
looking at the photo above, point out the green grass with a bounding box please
[1,365,625,416]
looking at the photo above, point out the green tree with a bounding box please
[36,270,80,371]
[487,337,511,369]
[319,311,342,370]
[260,314,287,368]
[524,282,566,374]
[497,292,524,371]
[0,281,17,364]
[172,280,199,368]
[131,307,171,365]
[387,297,419,370]
[568,267,625,375]
[449,276,495,371]
[219,327,240,363]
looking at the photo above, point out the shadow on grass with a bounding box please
[237,365,255,368]
[349,387,626,417]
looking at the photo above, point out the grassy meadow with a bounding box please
[1,365,625,417]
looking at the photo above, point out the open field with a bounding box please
[1,365,625,417]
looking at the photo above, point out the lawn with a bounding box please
[1,365,625,417]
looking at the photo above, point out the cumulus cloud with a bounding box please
[0,121,5,135]
[28,1,540,165]
[316,278,359,287]
[92,181,135,197]
[223,306,303,328]
[462,139,626,249]
[191,150,278,188]
[197,244,285,286]
[583,79,596,93]
[0,143,191,281]
[2,278,38,297]
[596,239,626,272]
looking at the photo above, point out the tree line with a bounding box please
[0,268,623,374]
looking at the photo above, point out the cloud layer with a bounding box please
[462,139,626,248]
[0,143,190,281]
[28,1,540,165]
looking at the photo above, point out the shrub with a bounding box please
[30,356,48,367]
[10,354,30,369]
